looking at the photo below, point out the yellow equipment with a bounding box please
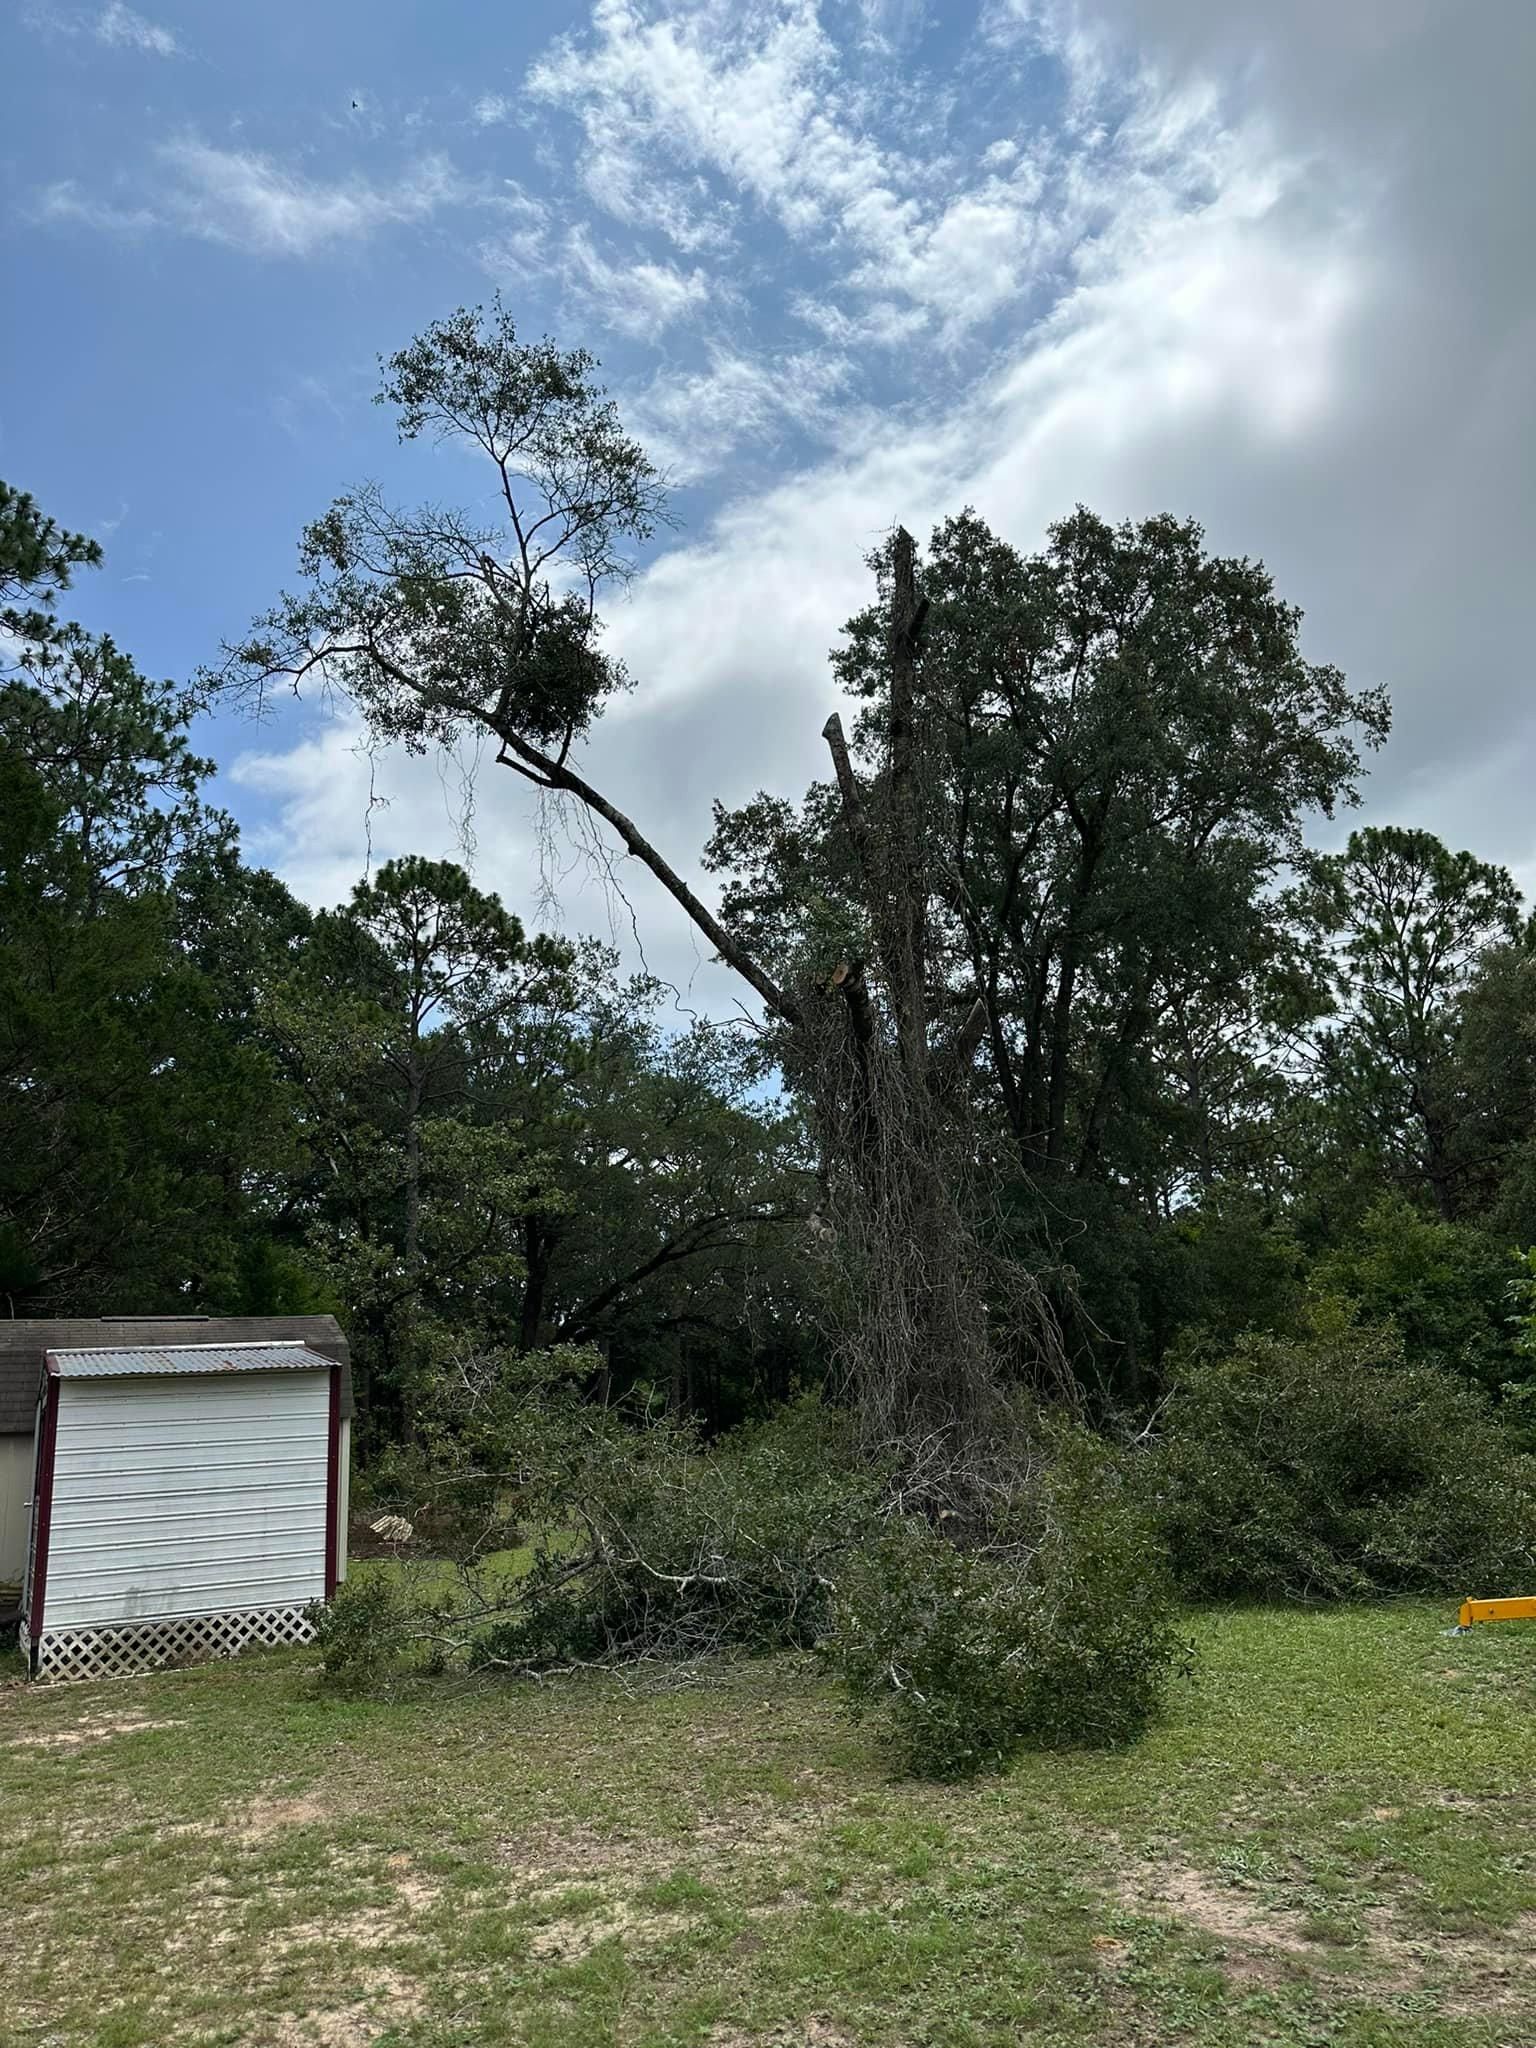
[1452,1596,1536,1632]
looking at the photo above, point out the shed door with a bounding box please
[41,1370,331,1629]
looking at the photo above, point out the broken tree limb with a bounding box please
[494,731,802,1030]
[822,712,872,861]
[930,995,989,1099]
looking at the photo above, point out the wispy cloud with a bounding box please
[480,200,720,343]
[476,181,551,280]
[37,142,470,257]
[529,2,892,244]
[474,93,513,126]
[627,344,854,479]
[94,2,179,56]
[521,0,1175,345]
[558,223,714,339]
[36,182,160,235]
[159,142,467,255]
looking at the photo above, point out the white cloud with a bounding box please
[40,142,469,257]
[35,181,160,235]
[161,142,467,256]
[577,139,736,256]
[627,344,854,479]
[522,0,1245,348]
[790,292,928,348]
[529,1,898,244]
[230,723,495,913]
[481,212,713,339]
[474,180,551,280]
[95,3,178,55]
[233,47,1367,1011]
[474,93,513,126]
[478,221,548,279]
[559,224,714,340]
[223,0,1536,1013]
[226,716,732,1009]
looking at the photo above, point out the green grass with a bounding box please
[4,1602,1536,2046]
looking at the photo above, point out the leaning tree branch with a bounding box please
[493,731,802,1030]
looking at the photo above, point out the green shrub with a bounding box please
[1310,1195,1523,1391]
[308,1570,415,1694]
[317,1369,1189,1783]
[1148,1312,1536,1601]
[476,1397,879,1670]
[828,1432,1190,1780]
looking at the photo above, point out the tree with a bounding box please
[220,309,1386,1445]
[219,303,1012,1454]
[0,477,297,1312]
[345,857,566,1275]
[708,509,1387,1392]
[1302,827,1522,1220]
[464,946,817,1420]
[261,859,567,1430]
[1451,924,1536,1240]
[0,478,100,620]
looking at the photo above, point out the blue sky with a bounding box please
[5,0,1535,1009]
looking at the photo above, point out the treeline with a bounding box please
[0,479,818,1442]
[13,294,1536,1774]
[5,462,1536,1453]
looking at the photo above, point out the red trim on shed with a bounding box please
[27,1364,63,1650]
[323,1363,341,1600]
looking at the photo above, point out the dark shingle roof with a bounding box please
[0,1316,352,1434]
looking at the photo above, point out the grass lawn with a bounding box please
[3,1601,1536,2047]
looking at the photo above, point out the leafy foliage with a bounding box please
[1310,1194,1524,1392]
[327,1376,1187,1782]
[222,298,666,757]
[1300,827,1523,1222]
[708,506,1390,1399]
[479,1399,879,1670]
[317,1384,875,1684]
[829,1431,1189,1778]
[0,476,300,1312]
[1148,1313,1536,1600]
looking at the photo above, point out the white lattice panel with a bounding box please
[28,1604,316,1683]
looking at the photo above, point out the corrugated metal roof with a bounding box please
[0,1317,353,1432]
[46,1342,337,1379]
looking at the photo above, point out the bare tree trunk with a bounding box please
[403,1062,423,1276]
[519,1215,552,1349]
[812,531,1032,1455]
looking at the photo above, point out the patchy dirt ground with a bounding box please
[4,1712,183,1751]
[4,1603,1536,2046]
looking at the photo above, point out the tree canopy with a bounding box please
[7,303,1536,1453]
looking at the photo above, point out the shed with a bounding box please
[0,1316,353,1680]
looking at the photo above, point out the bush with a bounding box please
[475,1397,880,1670]
[315,1382,882,1687]
[317,1365,1190,1783]
[1310,1195,1522,1392]
[1147,1311,1536,1601]
[827,1431,1190,1780]
[309,1570,415,1694]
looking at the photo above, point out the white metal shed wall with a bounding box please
[41,1370,330,1630]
